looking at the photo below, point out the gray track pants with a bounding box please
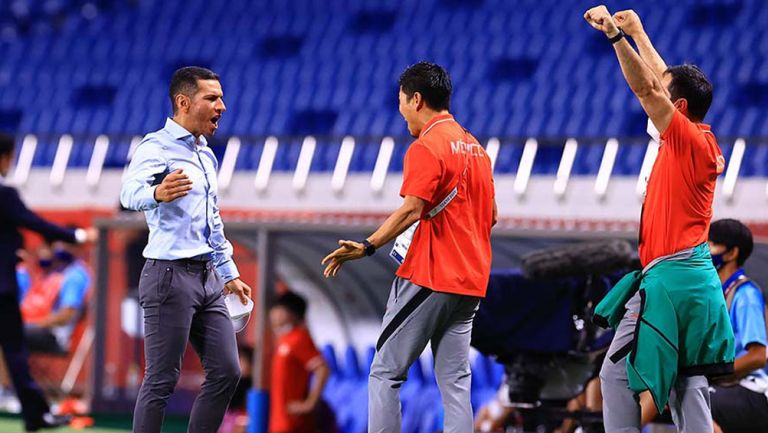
[599,291,711,433]
[368,277,481,433]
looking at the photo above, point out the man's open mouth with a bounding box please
[211,116,221,127]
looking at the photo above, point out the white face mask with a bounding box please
[275,323,295,336]
[647,117,660,143]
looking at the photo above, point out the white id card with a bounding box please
[389,221,419,265]
[388,184,459,265]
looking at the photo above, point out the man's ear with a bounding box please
[412,91,424,111]
[175,94,190,113]
[725,246,740,264]
[673,98,688,116]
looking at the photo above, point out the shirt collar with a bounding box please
[419,113,454,139]
[723,268,747,291]
[164,118,208,147]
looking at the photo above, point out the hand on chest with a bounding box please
[168,149,217,197]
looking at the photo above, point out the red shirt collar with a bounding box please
[419,113,454,139]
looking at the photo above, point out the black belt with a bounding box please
[149,258,211,271]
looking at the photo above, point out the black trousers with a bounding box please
[25,325,67,354]
[711,383,768,433]
[0,294,50,428]
[132,259,240,433]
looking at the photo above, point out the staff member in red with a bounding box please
[268,292,330,433]
[322,61,497,433]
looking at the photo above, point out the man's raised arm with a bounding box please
[613,10,668,80]
[584,5,675,133]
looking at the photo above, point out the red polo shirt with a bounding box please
[639,110,725,266]
[396,114,495,297]
[269,326,323,433]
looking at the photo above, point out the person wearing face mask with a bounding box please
[585,7,734,433]
[708,219,768,433]
[21,240,91,355]
[0,133,97,431]
[120,66,253,433]
[268,292,330,433]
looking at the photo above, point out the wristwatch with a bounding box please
[608,28,626,44]
[361,239,376,256]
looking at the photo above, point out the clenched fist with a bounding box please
[584,5,620,37]
[613,10,644,37]
[154,168,193,203]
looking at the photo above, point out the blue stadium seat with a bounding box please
[31,138,58,167]
[69,140,94,168]
[272,138,302,172]
[349,141,382,173]
[572,141,606,176]
[0,0,765,181]
[103,139,131,168]
[615,142,647,176]
[740,143,766,177]
[312,140,341,172]
[493,141,523,174]
[531,142,563,175]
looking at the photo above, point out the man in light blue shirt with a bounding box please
[708,219,768,433]
[120,66,251,433]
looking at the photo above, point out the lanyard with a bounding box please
[724,274,748,299]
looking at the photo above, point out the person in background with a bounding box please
[0,132,96,431]
[21,239,91,354]
[268,291,330,433]
[707,219,768,433]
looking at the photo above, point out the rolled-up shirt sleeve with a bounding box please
[120,139,164,211]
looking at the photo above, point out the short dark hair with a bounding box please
[271,291,308,320]
[0,133,15,156]
[169,66,220,114]
[709,218,754,266]
[664,64,713,122]
[398,61,452,111]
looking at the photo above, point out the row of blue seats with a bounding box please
[6,103,768,138]
[320,344,504,433]
[6,62,767,106]
[9,27,767,64]
[21,134,768,177]
[2,0,768,140]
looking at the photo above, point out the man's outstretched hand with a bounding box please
[584,5,620,37]
[321,240,366,278]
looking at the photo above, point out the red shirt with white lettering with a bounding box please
[639,110,724,266]
[396,114,495,297]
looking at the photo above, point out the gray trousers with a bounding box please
[368,277,481,433]
[600,291,711,433]
[133,259,240,433]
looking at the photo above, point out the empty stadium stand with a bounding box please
[1,0,766,177]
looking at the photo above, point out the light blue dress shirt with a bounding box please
[120,118,239,282]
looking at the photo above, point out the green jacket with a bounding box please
[594,243,735,412]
